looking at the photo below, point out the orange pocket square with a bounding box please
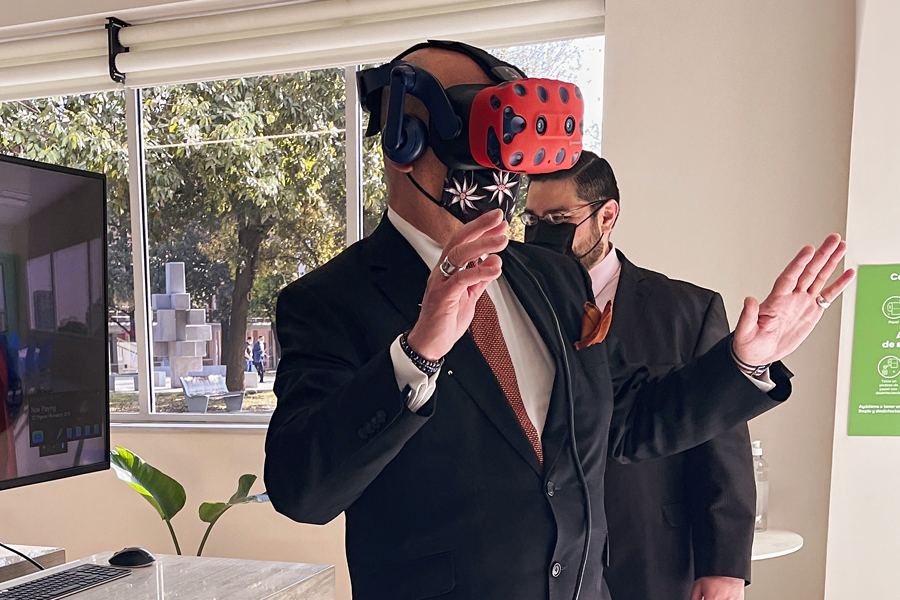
[575,301,612,350]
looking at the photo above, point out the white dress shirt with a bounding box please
[589,243,622,310]
[387,209,556,435]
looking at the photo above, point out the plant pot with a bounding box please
[224,393,244,412]
[186,395,209,413]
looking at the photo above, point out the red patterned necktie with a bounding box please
[469,292,543,463]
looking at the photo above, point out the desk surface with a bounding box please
[751,529,804,561]
[0,546,66,583]
[2,552,334,600]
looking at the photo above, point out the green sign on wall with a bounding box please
[849,264,900,436]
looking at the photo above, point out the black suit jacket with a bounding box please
[603,252,756,600]
[264,217,790,600]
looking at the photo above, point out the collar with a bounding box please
[587,242,622,299]
[387,207,444,271]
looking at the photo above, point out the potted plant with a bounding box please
[110,446,268,555]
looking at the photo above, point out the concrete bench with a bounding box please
[179,374,245,412]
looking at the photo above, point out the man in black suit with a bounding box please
[264,43,853,600]
[526,152,753,600]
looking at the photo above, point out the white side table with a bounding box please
[751,529,803,561]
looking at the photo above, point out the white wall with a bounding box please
[601,1,855,599]
[825,0,900,597]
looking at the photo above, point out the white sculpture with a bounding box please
[151,263,213,389]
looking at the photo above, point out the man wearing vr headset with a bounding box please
[526,152,753,600]
[264,40,852,600]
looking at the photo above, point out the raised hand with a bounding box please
[733,234,855,366]
[406,209,509,361]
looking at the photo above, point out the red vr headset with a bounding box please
[357,40,585,174]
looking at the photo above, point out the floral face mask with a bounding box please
[407,168,522,224]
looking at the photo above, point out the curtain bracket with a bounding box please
[106,17,131,83]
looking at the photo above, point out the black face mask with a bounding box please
[407,168,521,224]
[524,220,577,256]
[524,202,607,258]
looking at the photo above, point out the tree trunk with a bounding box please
[224,215,275,393]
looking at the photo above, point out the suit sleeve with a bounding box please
[604,331,792,463]
[264,283,434,525]
[561,262,794,463]
[685,294,756,583]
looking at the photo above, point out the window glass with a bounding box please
[142,70,346,413]
[0,92,136,412]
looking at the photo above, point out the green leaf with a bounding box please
[110,446,186,521]
[198,474,268,524]
[228,474,256,504]
[198,501,229,524]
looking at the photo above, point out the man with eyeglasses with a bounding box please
[525,151,754,600]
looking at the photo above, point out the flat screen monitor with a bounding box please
[0,154,109,491]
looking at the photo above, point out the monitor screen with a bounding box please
[0,154,109,491]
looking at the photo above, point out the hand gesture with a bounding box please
[733,234,855,366]
[406,209,509,361]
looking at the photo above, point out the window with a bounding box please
[141,69,346,414]
[0,34,603,423]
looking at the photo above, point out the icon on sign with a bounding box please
[884,297,900,320]
[878,356,900,379]
[94,424,100,435]
[75,426,82,438]
[56,428,63,440]
[31,430,44,444]
[67,428,73,439]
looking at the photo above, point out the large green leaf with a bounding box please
[198,474,268,525]
[110,446,186,521]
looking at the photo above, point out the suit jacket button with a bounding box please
[546,481,554,497]
[357,428,368,440]
[375,410,386,424]
[551,562,562,578]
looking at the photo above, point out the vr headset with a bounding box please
[357,40,585,174]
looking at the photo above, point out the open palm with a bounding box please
[733,234,855,366]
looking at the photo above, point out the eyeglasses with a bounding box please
[519,198,610,227]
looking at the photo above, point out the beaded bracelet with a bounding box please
[730,340,772,378]
[399,332,444,376]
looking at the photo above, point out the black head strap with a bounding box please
[358,39,526,136]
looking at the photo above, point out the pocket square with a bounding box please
[575,301,612,350]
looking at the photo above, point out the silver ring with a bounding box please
[816,294,831,309]
[439,256,461,278]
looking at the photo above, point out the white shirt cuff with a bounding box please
[743,369,775,392]
[390,335,440,413]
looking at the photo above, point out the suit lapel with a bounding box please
[609,250,650,338]
[500,245,572,474]
[366,217,431,328]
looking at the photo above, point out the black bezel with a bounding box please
[0,153,111,492]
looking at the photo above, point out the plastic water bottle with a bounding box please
[752,440,769,532]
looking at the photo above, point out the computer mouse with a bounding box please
[108,547,156,568]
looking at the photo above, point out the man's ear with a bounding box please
[386,157,414,174]
[600,200,620,233]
